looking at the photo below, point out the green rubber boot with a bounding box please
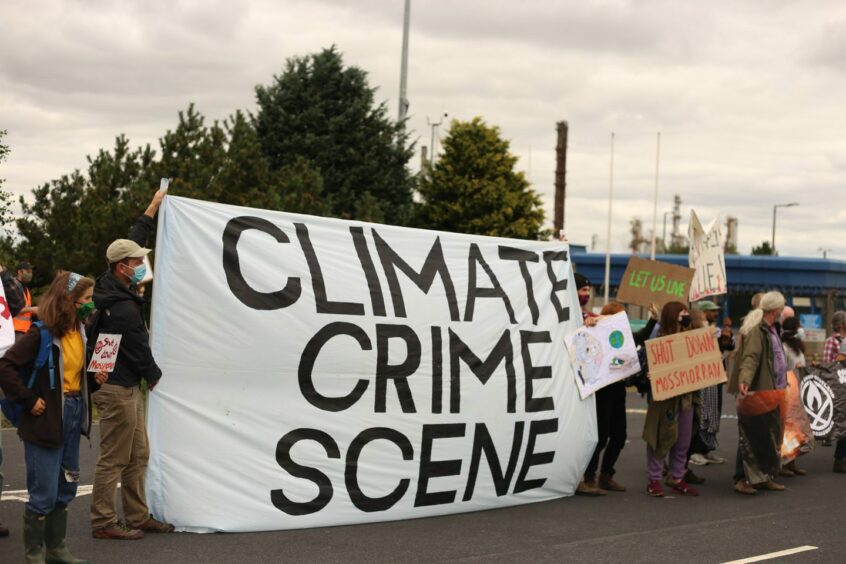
[23,509,46,564]
[44,507,89,564]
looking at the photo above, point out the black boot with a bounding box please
[44,507,89,564]
[23,509,46,564]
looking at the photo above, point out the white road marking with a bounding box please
[2,484,118,503]
[721,546,818,564]
[625,408,738,420]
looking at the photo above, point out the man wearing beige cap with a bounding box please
[89,190,174,540]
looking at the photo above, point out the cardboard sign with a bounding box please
[565,312,641,399]
[688,210,727,301]
[87,334,122,373]
[616,256,695,309]
[646,327,727,401]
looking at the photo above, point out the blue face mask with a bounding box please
[125,263,147,284]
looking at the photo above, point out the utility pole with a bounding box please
[554,121,568,238]
[397,0,411,127]
[427,114,447,164]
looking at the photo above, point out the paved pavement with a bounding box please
[2,391,845,563]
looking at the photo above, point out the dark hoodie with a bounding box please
[89,214,161,388]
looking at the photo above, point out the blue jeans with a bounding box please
[836,439,846,461]
[24,395,83,515]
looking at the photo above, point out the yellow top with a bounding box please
[62,330,83,393]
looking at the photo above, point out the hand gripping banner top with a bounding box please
[145,196,596,532]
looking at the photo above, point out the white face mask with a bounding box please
[795,328,805,340]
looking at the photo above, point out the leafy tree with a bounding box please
[417,117,548,239]
[751,241,774,256]
[254,46,414,224]
[0,130,13,229]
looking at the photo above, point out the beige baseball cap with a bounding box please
[106,239,151,263]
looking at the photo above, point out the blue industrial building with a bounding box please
[569,249,846,332]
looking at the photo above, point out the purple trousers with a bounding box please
[646,407,694,481]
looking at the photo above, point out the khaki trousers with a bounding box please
[90,383,150,529]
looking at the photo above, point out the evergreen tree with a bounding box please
[752,241,774,256]
[254,46,414,224]
[417,117,548,239]
[0,130,12,229]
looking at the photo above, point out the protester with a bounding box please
[729,291,787,495]
[823,311,846,364]
[778,316,808,477]
[13,262,39,342]
[89,190,173,540]
[0,271,106,563]
[575,273,597,323]
[688,301,727,467]
[0,263,25,539]
[833,340,846,474]
[576,302,658,496]
[643,301,699,497]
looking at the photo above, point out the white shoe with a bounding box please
[689,453,708,466]
[704,452,727,464]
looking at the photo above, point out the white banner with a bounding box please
[0,276,16,356]
[565,312,640,399]
[688,210,727,301]
[146,196,596,532]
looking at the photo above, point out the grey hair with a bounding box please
[833,311,846,332]
[740,291,785,336]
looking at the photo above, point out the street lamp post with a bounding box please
[771,202,799,256]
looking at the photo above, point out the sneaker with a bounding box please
[135,517,175,533]
[833,459,846,474]
[755,480,785,491]
[598,473,626,492]
[647,480,665,497]
[779,466,796,478]
[704,452,727,464]
[684,469,706,485]
[92,522,144,540]
[669,479,699,496]
[689,454,708,466]
[734,480,756,495]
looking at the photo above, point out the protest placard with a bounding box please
[688,210,727,302]
[646,327,726,401]
[86,334,122,372]
[565,312,641,399]
[615,256,695,309]
[146,196,596,532]
[800,363,846,441]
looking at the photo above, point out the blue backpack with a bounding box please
[0,322,55,428]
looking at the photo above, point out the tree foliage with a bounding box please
[254,46,414,223]
[0,130,13,229]
[416,117,548,239]
[752,240,774,256]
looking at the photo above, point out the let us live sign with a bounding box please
[616,256,696,309]
[646,327,726,401]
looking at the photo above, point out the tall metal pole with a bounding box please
[397,0,411,125]
[554,121,568,238]
[650,132,661,260]
[771,205,777,256]
[604,132,615,305]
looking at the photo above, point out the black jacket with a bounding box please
[89,214,161,388]
[1,268,25,318]
[0,324,97,447]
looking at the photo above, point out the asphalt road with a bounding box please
[1,391,844,564]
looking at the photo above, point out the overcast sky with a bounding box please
[2,0,844,257]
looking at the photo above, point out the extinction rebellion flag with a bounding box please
[800,362,846,441]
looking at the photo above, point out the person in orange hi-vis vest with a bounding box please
[13,261,38,340]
